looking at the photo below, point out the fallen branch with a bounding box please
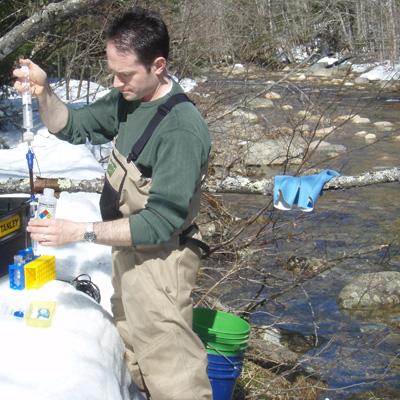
[0,167,399,195]
[0,176,104,194]
[205,167,400,194]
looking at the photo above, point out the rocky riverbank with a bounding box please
[189,61,400,181]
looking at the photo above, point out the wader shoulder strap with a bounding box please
[127,93,193,163]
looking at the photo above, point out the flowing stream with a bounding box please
[204,71,400,399]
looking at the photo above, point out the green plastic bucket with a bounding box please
[200,332,249,345]
[193,308,251,337]
[193,323,250,340]
[193,308,251,357]
[205,341,248,353]
[206,344,247,357]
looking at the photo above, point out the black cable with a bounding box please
[58,274,101,304]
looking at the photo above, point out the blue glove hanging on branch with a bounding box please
[273,169,340,212]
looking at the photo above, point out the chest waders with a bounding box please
[100,93,212,400]
[99,93,209,256]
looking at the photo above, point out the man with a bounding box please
[14,7,212,400]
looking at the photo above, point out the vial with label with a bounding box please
[37,188,57,220]
[13,255,24,287]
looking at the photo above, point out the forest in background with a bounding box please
[0,0,399,89]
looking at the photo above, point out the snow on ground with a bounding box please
[316,56,341,66]
[359,62,400,81]
[0,128,105,180]
[0,280,137,400]
[306,54,400,82]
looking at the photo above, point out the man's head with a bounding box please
[105,7,169,71]
[105,7,170,102]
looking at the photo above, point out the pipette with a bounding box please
[21,65,34,144]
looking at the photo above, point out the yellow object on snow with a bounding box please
[26,300,57,328]
[24,255,56,289]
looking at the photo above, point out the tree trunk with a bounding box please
[0,167,399,195]
[0,0,106,61]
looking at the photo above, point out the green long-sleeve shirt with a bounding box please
[55,80,210,245]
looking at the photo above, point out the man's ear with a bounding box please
[152,57,167,75]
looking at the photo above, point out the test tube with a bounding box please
[21,65,33,131]
[13,255,24,287]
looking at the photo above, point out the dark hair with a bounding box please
[105,7,169,71]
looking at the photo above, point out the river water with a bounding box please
[203,71,400,399]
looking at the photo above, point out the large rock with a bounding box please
[352,115,371,124]
[338,271,400,309]
[365,133,377,143]
[249,325,318,367]
[309,140,346,153]
[307,62,351,79]
[243,138,346,166]
[354,77,370,85]
[232,109,259,123]
[373,121,395,131]
[314,126,336,137]
[248,98,274,109]
[244,138,304,166]
[264,91,281,100]
[306,62,336,78]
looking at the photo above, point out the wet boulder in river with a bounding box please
[338,271,400,309]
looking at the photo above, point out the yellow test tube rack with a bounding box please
[24,255,56,289]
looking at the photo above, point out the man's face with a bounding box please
[106,41,159,102]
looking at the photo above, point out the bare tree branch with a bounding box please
[0,0,106,61]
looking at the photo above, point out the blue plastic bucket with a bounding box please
[207,353,244,400]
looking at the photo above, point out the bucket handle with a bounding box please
[207,344,242,369]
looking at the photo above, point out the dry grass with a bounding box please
[234,360,327,400]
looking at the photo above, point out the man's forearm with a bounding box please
[37,84,69,133]
[93,218,133,247]
[27,217,133,248]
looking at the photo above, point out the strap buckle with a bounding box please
[179,224,210,259]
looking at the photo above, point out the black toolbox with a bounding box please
[0,196,31,277]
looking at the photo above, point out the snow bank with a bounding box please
[0,280,140,400]
[0,128,104,181]
[360,62,400,81]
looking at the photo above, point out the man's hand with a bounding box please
[27,218,85,247]
[13,58,69,133]
[13,58,50,98]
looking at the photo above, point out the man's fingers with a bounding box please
[28,219,52,227]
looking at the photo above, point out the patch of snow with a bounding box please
[317,56,339,65]
[360,62,400,81]
[0,128,105,181]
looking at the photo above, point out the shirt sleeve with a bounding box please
[54,89,121,145]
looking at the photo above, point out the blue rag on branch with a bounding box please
[273,169,340,212]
